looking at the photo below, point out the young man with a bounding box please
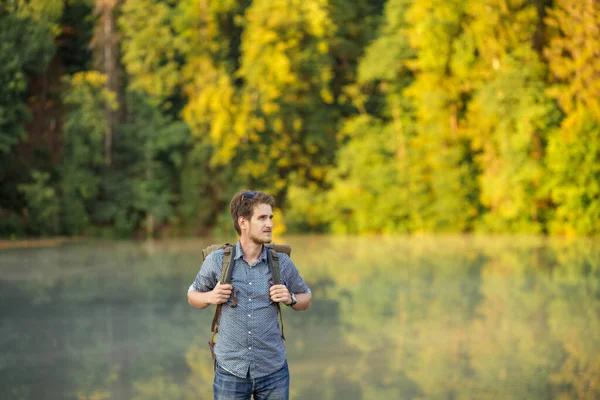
[187,190,312,400]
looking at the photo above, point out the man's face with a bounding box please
[246,203,273,244]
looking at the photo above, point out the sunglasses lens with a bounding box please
[242,191,256,199]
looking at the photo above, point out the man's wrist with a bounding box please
[286,292,297,307]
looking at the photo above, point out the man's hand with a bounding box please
[269,284,291,305]
[209,281,233,305]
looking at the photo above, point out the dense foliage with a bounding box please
[0,0,598,237]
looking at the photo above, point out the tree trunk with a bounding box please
[94,0,123,167]
[391,102,406,161]
[450,103,458,139]
[145,140,154,239]
[103,3,114,166]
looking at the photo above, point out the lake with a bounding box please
[1,235,598,399]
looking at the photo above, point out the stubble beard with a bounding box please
[249,229,272,245]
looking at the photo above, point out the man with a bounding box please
[187,190,312,400]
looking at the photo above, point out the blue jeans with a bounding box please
[213,362,290,400]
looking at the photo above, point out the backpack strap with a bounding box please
[267,248,285,340]
[209,244,235,365]
[267,248,281,284]
[220,244,235,284]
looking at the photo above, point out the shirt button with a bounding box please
[248,347,251,350]
[249,298,251,301]
[248,314,251,317]
[249,282,252,285]
[248,331,251,334]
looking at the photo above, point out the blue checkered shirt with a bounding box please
[188,242,311,378]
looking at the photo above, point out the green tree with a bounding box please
[173,0,250,226]
[229,0,338,200]
[111,92,190,237]
[0,1,62,153]
[60,71,115,235]
[463,0,558,233]
[287,0,414,234]
[325,116,409,234]
[0,0,64,235]
[402,0,479,232]
[18,171,61,235]
[544,0,600,236]
[119,0,184,108]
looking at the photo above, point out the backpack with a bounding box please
[202,243,292,365]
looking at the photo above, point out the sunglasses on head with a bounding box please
[242,191,256,199]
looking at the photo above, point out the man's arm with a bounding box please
[187,282,233,309]
[187,290,213,309]
[187,251,231,309]
[275,252,312,311]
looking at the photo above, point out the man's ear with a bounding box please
[238,216,247,230]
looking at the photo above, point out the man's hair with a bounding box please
[230,190,275,235]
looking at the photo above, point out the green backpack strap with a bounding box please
[209,244,235,365]
[220,244,235,284]
[267,248,285,340]
[265,243,291,286]
[200,243,234,286]
[267,248,281,284]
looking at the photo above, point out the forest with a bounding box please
[1,0,599,238]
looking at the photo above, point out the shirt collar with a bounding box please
[234,241,268,263]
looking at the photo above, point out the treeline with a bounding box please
[0,0,598,238]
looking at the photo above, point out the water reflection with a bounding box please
[0,236,598,399]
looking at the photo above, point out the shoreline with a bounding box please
[0,238,70,250]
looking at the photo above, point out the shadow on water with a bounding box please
[0,235,599,399]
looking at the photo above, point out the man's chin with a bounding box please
[250,234,272,245]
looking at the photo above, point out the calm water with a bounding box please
[1,235,598,400]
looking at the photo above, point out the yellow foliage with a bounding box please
[71,71,106,87]
[277,158,290,169]
[321,89,334,104]
[292,118,302,131]
[317,41,329,54]
[262,102,280,115]
[273,118,284,133]
[67,72,118,111]
[272,208,287,240]
[545,0,600,122]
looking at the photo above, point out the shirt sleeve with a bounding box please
[279,253,311,295]
[188,250,222,293]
